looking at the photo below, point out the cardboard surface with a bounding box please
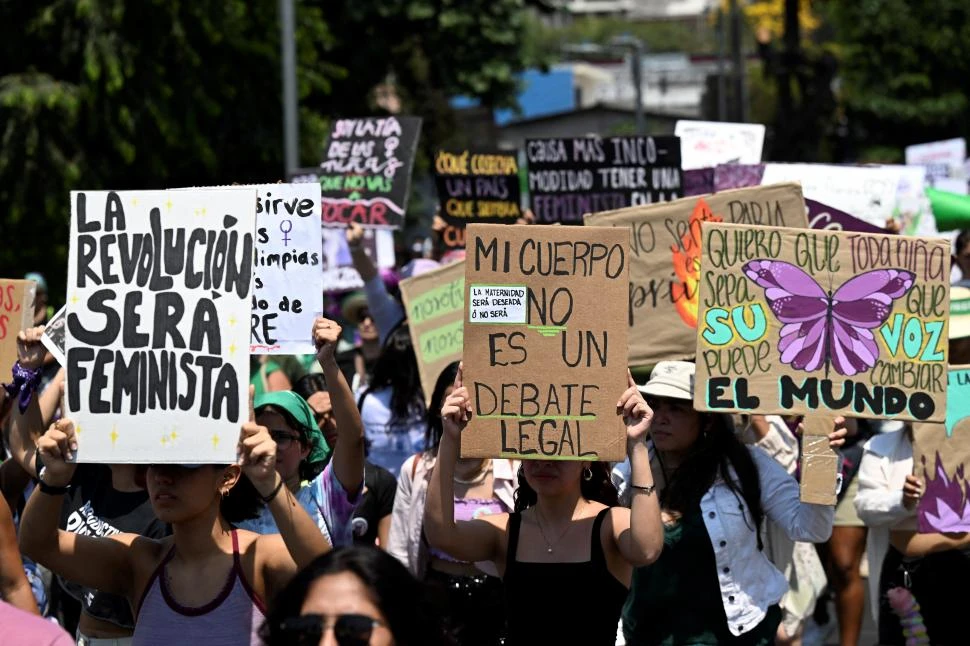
[913,365,970,532]
[0,279,36,374]
[584,183,808,367]
[799,415,839,505]
[461,223,629,461]
[399,260,465,408]
[250,184,323,354]
[318,116,422,229]
[434,149,521,249]
[694,222,950,423]
[66,189,256,463]
[525,136,682,224]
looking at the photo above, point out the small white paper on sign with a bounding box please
[251,183,324,354]
[468,285,527,324]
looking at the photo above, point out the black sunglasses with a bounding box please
[279,613,384,646]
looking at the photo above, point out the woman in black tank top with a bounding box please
[424,367,665,645]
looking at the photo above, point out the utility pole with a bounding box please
[729,0,747,122]
[716,7,727,121]
[279,0,299,177]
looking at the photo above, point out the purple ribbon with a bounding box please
[3,362,42,413]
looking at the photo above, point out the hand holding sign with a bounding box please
[902,474,924,511]
[441,363,472,441]
[36,419,79,487]
[797,416,848,450]
[618,371,653,445]
[238,385,278,494]
[312,317,342,366]
[17,326,47,371]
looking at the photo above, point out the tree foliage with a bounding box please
[826,0,970,152]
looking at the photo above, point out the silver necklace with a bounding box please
[534,505,577,554]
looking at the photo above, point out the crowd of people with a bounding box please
[1,220,968,646]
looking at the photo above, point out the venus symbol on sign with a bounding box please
[280,220,292,247]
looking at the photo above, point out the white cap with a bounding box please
[638,360,695,401]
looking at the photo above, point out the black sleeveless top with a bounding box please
[504,507,628,645]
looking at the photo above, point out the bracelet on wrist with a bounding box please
[630,483,656,495]
[260,477,285,504]
[38,480,70,496]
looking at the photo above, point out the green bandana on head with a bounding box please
[254,390,332,470]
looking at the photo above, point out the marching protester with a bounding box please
[424,364,664,646]
[294,373,396,547]
[260,546,448,646]
[19,385,331,642]
[7,328,169,642]
[619,361,845,646]
[238,317,365,548]
[388,361,517,645]
[356,323,427,477]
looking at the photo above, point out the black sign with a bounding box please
[526,136,682,224]
[434,149,521,249]
[317,116,421,229]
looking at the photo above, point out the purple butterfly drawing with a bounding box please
[743,260,915,376]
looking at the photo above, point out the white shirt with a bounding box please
[614,444,835,637]
[853,429,916,622]
[358,387,426,476]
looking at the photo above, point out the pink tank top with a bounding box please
[131,529,266,646]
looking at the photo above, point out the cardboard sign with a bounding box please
[0,279,36,374]
[694,222,950,423]
[319,116,422,229]
[42,305,67,366]
[526,136,682,224]
[66,189,256,463]
[399,260,465,407]
[251,184,323,354]
[321,228,395,292]
[584,183,808,367]
[913,366,970,532]
[434,149,521,249]
[461,223,629,461]
[674,120,765,171]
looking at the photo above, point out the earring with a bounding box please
[583,466,593,481]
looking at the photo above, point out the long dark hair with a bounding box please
[260,547,449,646]
[424,361,460,454]
[513,462,618,512]
[361,323,425,423]
[660,413,765,546]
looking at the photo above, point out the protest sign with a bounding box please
[319,116,422,229]
[913,365,970,533]
[250,184,323,354]
[584,183,808,367]
[0,279,36,374]
[526,136,682,224]
[461,223,629,461]
[66,189,256,463]
[683,168,715,197]
[906,138,967,186]
[321,228,395,292]
[399,260,465,407]
[674,120,765,171]
[806,199,889,234]
[714,163,765,191]
[694,222,950,424]
[434,149,521,250]
[42,305,67,366]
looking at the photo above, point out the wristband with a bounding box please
[3,362,42,414]
[630,484,656,495]
[260,477,285,504]
[38,479,70,496]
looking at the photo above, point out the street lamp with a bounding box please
[279,0,299,176]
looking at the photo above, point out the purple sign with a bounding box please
[683,168,715,196]
[805,199,889,234]
[714,164,765,191]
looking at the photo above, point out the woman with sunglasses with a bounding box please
[424,365,664,646]
[619,361,846,646]
[237,317,365,548]
[261,546,447,646]
[20,396,331,644]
